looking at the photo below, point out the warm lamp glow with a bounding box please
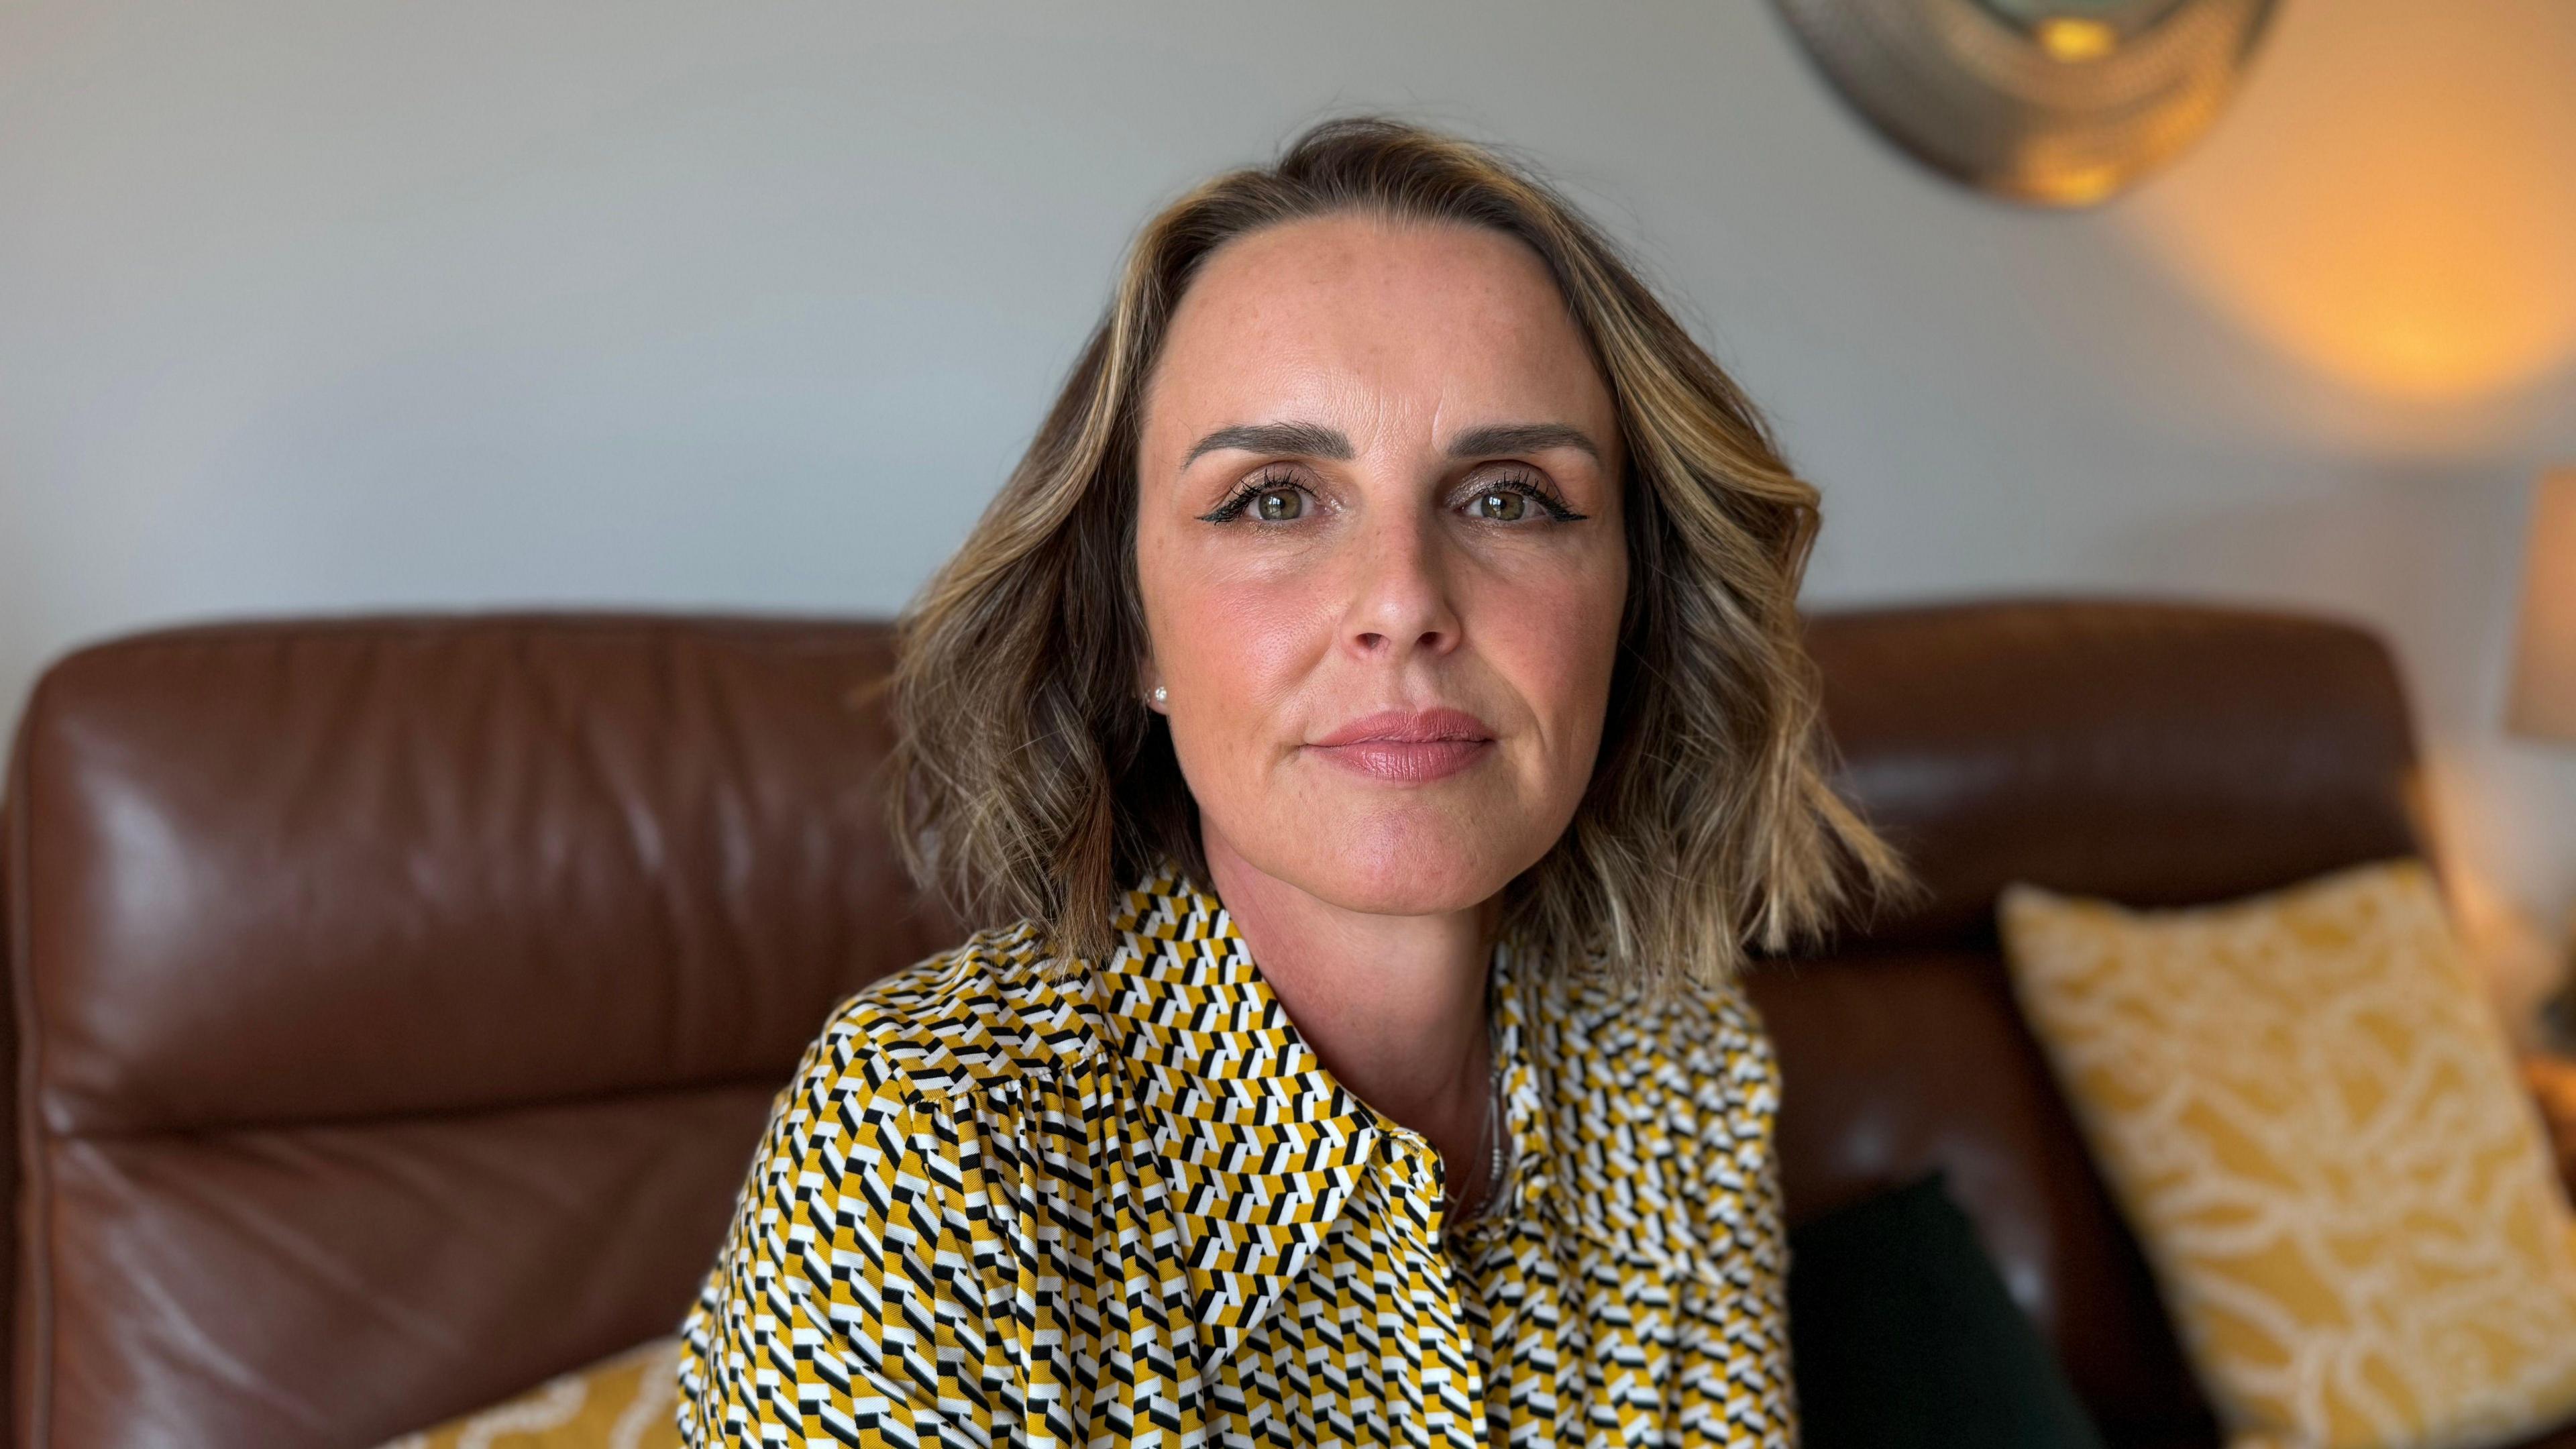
[2035,17,2119,63]
[2509,468,2576,743]
[2120,5,2576,401]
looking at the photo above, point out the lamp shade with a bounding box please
[2509,468,2576,742]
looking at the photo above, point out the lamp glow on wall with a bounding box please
[2511,469,2576,743]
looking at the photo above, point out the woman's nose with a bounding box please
[1342,508,1461,659]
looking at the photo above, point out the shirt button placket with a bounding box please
[1388,1132,1487,1448]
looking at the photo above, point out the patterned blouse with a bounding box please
[676,859,1793,1447]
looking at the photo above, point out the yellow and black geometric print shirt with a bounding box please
[676,858,1793,1448]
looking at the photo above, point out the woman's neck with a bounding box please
[1197,823,1498,1159]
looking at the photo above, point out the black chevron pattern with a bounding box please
[676,858,1792,1446]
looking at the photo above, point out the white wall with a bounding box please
[6,2,2574,994]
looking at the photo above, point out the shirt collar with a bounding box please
[1076,855,1735,1380]
[1085,853,1561,1373]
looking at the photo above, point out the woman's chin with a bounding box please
[1260,814,1535,916]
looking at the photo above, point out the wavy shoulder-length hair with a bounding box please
[886,113,1913,1000]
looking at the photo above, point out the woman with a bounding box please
[677,114,1907,1448]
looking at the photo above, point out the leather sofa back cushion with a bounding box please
[7,617,959,1447]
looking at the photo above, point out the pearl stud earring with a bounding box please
[1150,685,1168,706]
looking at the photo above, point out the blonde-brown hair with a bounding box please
[887,113,1913,1000]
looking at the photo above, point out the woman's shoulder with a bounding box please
[1531,959,1782,1179]
[1529,960,1786,1279]
[1671,967,1780,1102]
[794,918,1106,1118]
[1536,956,1776,1089]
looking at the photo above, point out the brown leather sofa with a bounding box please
[3,596,2567,1449]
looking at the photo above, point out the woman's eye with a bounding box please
[1460,475,1586,524]
[1197,474,1315,525]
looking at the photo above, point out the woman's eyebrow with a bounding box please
[1181,419,1602,468]
[1444,422,1601,464]
[1183,421,1352,467]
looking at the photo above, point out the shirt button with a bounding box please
[1384,1140,1436,1216]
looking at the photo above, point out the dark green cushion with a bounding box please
[1788,1169,2109,1449]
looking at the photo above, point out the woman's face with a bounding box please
[1133,212,1629,917]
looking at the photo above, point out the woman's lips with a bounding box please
[1308,737,1495,782]
[1304,708,1497,783]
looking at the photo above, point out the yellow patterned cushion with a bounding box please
[374,1336,680,1449]
[1999,858,2576,1449]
